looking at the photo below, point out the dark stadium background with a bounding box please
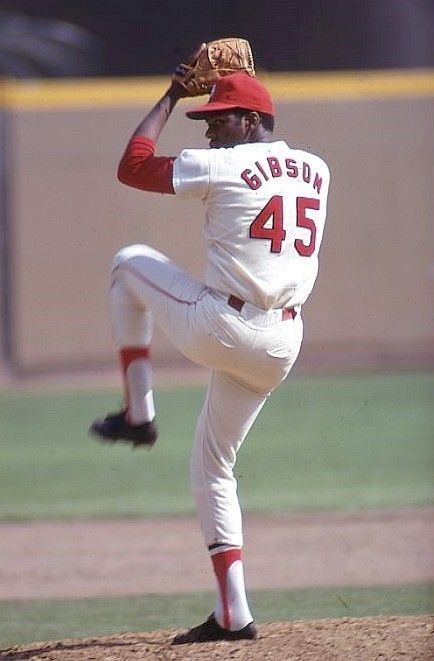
[0,0,433,79]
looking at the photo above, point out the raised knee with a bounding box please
[111,244,147,272]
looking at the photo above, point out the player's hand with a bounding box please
[171,43,207,97]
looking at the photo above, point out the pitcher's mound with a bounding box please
[1,615,433,660]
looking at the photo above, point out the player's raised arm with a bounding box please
[129,85,183,142]
[116,44,207,191]
[125,43,207,143]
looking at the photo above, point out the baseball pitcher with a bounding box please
[90,40,330,644]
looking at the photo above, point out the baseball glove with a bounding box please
[172,38,255,97]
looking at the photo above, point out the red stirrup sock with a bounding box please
[210,547,253,631]
[120,346,155,424]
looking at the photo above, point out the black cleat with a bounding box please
[89,410,158,448]
[173,614,258,645]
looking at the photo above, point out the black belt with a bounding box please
[227,295,297,320]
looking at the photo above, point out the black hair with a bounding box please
[258,112,275,132]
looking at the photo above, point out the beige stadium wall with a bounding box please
[1,70,434,375]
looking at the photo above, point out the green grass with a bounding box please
[1,583,432,649]
[0,372,433,520]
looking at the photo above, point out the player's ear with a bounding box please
[246,112,260,129]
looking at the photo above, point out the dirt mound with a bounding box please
[2,616,433,660]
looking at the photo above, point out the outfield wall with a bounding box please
[1,71,434,375]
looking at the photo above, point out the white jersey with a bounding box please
[172,140,330,309]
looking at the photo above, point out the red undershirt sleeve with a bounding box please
[117,136,175,194]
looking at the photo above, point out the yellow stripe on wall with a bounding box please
[0,76,168,110]
[1,69,433,110]
[263,68,434,100]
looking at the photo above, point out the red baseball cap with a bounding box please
[186,71,274,119]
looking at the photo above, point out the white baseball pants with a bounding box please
[110,244,303,547]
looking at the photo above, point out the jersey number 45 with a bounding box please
[249,195,319,256]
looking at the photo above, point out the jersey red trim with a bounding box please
[117,136,175,194]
